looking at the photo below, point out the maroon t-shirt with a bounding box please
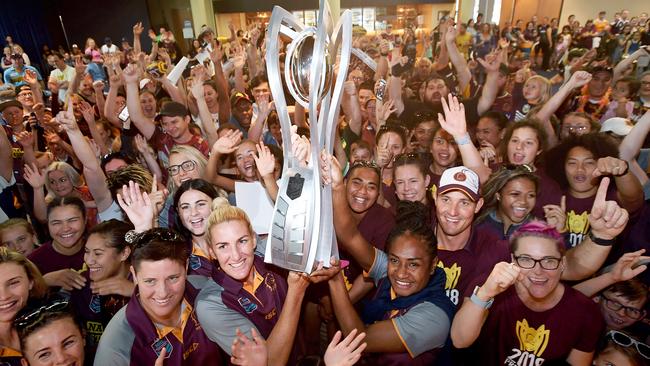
[28,240,85,275]
[474,286,604,365]
[357,203,395,251]
[530,167,564,219]
[436,226,511,306]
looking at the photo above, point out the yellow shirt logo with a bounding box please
[437,260,461,290]
[516,319,550,357]
[566,210,590,235]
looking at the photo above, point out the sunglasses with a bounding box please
[606,330,650,359]
[125,228,183,247]
[14,297,70,331]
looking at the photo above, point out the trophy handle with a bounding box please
[265,6,304,171]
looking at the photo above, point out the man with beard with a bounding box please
[390,24,500,129]
[229,91,253,138]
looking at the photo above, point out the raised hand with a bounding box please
[343,80,357,96]
[48,77,60,94]
[15,131,35,149]
[44,131,63,145]
[79,101,95,123]
[478,141,497,164]
[122,63,140,85]
[319,151,344,189]
[477,52,500,73]
[23,163,46,189]
[133,21,144,36]
[445,24,458,44]
[74,56,86,75]
[592,157,629,178]
[147,174,168,219]
[438,93,468,138]
[116,180,154,232]
[56,99,79,132]
[254,143,275,178]
[480,262,522,299]
[24,69,38,85]
[189,77,206,101]
[324,329,367,366]
[291,128,311,167]
[607,249,648,283]
[256,94,274,118]
[309,257,342,283]
[588,177,629,240]
[211,129,243,155]
[543,195,567,233]
[374,135,393,169]
[134,134,154,156]
[568,71,592,89]
[287,271,310,293]
[231,45,246,69]
[230,328,267,366]
[376,99,396,122]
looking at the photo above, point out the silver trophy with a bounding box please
[264,0,352,273]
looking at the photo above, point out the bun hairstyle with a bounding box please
[385,201,437,259]
[206,198,254,245]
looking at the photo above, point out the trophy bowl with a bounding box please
[287,32,333,105]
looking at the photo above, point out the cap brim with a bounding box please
[438,185,479,201]
[0,100,22,112]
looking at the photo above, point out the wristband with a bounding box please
[454,133,471,146]
[615,161,629,177]
[588,231,616,246]
[470,286,494,309]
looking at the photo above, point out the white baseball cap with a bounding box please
[438,166,480,201]
[600,117,633,136]
[139,78,152,90]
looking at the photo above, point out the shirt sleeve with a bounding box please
[391,301,450,357]
[93,307,134,366]
[0,172,15,191]
[195,278,258,355]
[98,200,124,222]
[366,248,388,286]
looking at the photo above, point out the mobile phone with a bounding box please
[632,258,650,270]
[376,79,387,102]
[118,106,130,122]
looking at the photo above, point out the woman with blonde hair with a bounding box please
[84,38,101,63]
[11,44,30,66]
[0,247,48,365]
[23,161,98,228]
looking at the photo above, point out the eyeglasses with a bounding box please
[513,255,562,270]
[606,330,650,359]
[168,160,196,176]
[14,297,69,331]
[601,295,646,320]
[125,228,183,247]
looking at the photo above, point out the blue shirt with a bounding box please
[3,66,42,86]
[86,62,106,82]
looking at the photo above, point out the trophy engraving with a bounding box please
[264,0,352,272]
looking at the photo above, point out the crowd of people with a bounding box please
[0,6,649,366]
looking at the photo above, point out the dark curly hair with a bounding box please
[385,201,437,259]
[543,133,619,189]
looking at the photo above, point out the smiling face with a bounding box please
[387,234,436,297]
[178,189,212,237]
[209,220,256,283]
[497,178,536,226]
[414,121,436,151]
[1,226,36,256]
[0,262,32,323]
[161,115,190,140]
[507,127,541,165]
[394,164,430,204]
[564,146,598,197]
[235,141,257,181]
[139,93,157,118]
[377,132,404,169]
[47,170,74,197]
[346,167,380,214]
[597,290,646,330]
[168,153,201,187]
[22,317,85,366]
[84,233,128,282]
[131,259,186,326]
[513,235,564,301]
[47,205,85,251]
[588,71,613,99]
[435,190,482,237]
[430,130,458,170]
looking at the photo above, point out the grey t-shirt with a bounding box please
[195,278,258,355]
[367,248,451,357]
[93,275,208,366]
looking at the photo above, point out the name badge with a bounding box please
[89,295,101,314]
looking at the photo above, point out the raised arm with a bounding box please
[254,143,279,202]
[247,95,274,143]
[573,249,647,297]
[476,52,502,116]
[104,61,124,128]
[619,110,650,161]
[56,102,113,213]
[321,151,376,271]
[205,130,243,192]
[79,101,109,156]
[341,81,363,136]
[614,47,648,82]
[123,64,156,139]
[189,77,218,147]
[438,94,492,183]
[210,43,232,124]
[444,25,471,93]
[133,22,144,55]
[562,178,629,280]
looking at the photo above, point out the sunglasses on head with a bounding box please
[14,297,70,332]
[606,330,650,359]
[125,228,183,247]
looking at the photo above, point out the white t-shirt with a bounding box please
[101,44,118,54]
[49,66,76,102]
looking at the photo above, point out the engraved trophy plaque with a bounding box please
[264,0,352,272]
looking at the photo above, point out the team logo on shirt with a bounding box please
[89,294,101,314]
[566,210,590,247]
[189,254,201,270]
[151,336,173,359]
[238,297,258,314]
[506,319,549,365]
[437,261,461,305]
